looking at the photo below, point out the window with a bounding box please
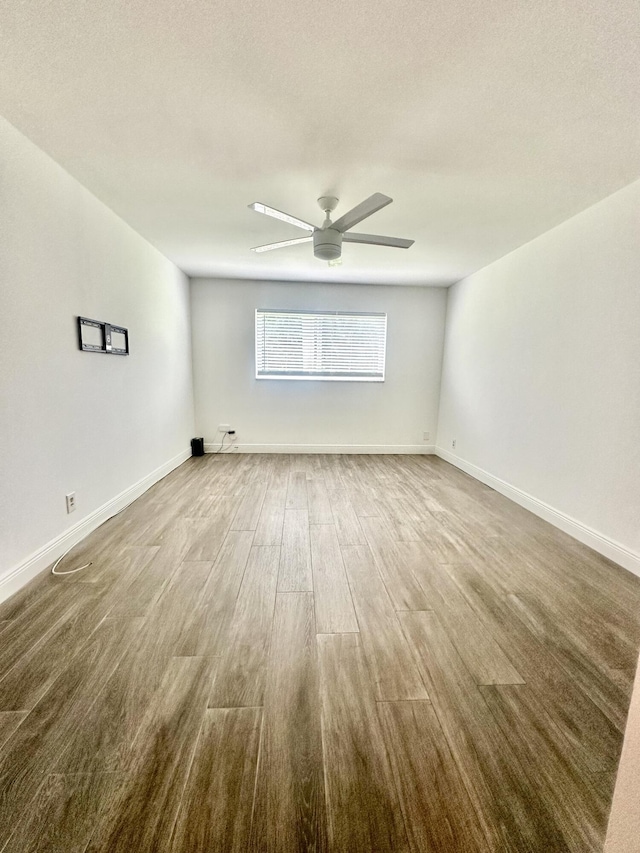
[255,309,387,381]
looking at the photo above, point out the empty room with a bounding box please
[1,2,639,851]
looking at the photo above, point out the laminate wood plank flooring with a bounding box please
[563,545,640,618]
[341,544,428,701]
[91,545,169,605]
[0,711,27,751]
[279,508,313,591]
[309,523,358,633]
[286,470,309,509]
[121,498,186,545]
[174,485,221,517]
[374,496,422,542]
[592,769,619,803]
[317,633,409,852]
[0,617,141,845]
[0,575,58,622]
[478,533,640,672]
[145,558,216,655]
[399,609,571,852]
[327,488,366,545]
[53,632,173,775]
[509,591,633,731]
[184,496,244,561]
[1,453,639,852]
[265,455,291,490]
[359,515,431,610]
[2,771,126,853]
[170,707,261,853]
[253,486,286,546]
[231,482,268,531]
[175,530,254,657]
[96,545,161,617]
[54,560,214,775]
[318,457,345,491]
[0,596,104,712]
[83,656,211,853]
[0,587,81,679]
[446,559,623,772]
[250,592,327,852]
[345,486,379,518]
[480,683,609,852]
[208,545,280,707]
[127,515,211,588]
[412,517,470,562]
[380,699,491,852]
[307,478,334,525]
[401,539,525,685]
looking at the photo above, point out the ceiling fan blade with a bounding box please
[342,232,414,249]
[249,202,316,232]
[331,193,393,233]
[251,236,313,253]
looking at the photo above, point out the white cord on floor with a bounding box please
[51,551,92,576]
[50,494,138,576]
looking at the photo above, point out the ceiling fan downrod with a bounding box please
[314,196,342,260]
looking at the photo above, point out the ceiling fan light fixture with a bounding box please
[313,228,342,260]
[249,193,413,261]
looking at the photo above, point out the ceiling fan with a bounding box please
[249,193,414,262]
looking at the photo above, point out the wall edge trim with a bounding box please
[204,443,436,455]
[0,448,191,604]
[435,446,640,577]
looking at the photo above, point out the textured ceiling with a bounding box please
[1,1,639,286]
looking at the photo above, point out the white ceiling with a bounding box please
[1,1,639,286]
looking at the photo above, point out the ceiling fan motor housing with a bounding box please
[313,228,342,260]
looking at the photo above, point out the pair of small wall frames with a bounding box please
[78,316,129,355]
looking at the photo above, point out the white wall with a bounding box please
[191,279,447,452]
[437,178,640,573]
[605,653,640,852]
[0,117,195,596]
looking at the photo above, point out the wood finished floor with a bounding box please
[1,453,639,852]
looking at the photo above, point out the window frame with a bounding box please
[255,308,387,382]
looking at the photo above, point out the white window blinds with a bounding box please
[255,309,387,381]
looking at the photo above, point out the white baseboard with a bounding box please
[435,447,640,578]
[204,443,436,455]
[0,448,191,604]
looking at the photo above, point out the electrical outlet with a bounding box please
[65,492,76,513]
[218,424,230,433]
[452,439,456,449]
[423,431,430,442]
